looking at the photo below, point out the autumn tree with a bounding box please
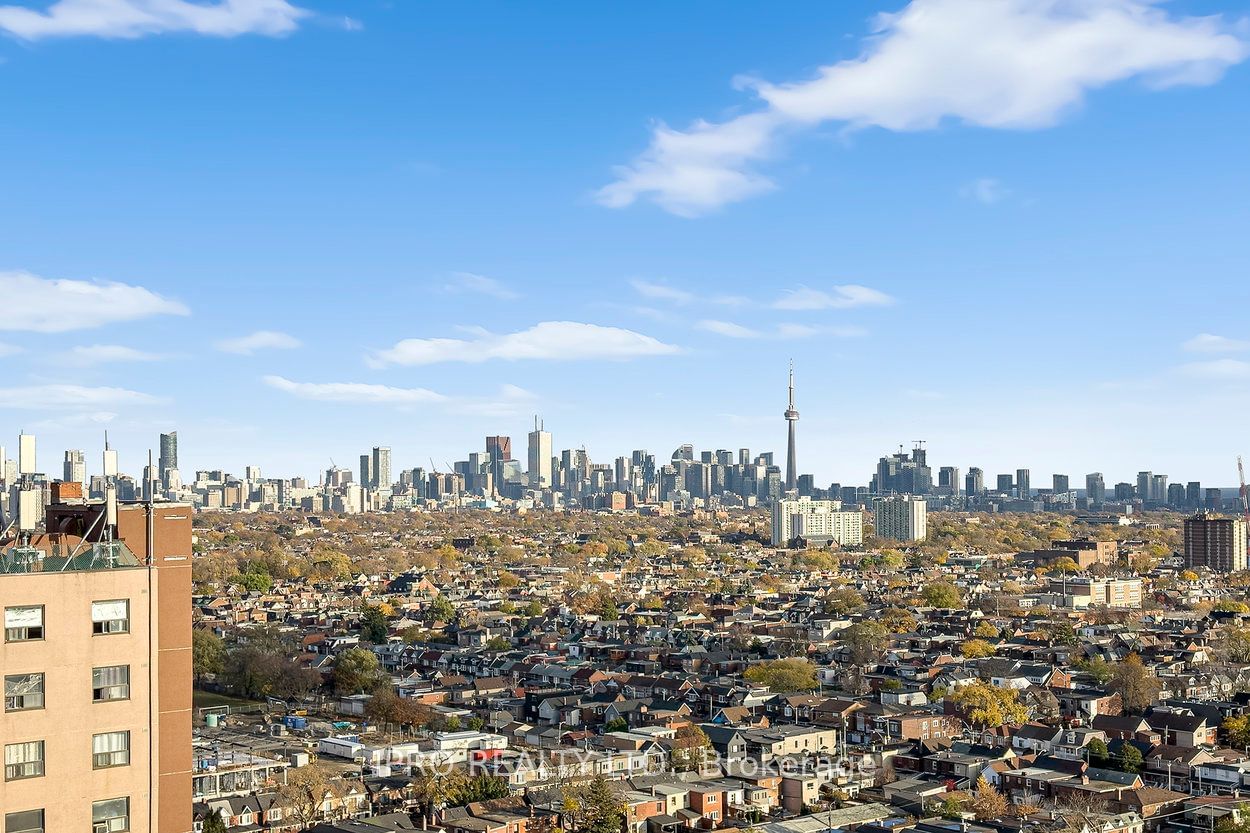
[276,765,343,829]
[745,658,819,692]
[960,639,996,659]
[880,607,917,634]
[970,776,1009,821]
[1107,654,1160,713]
[1225,715,1250,749]
[823,588,866,616]
[842,621,889,667]
[948,681,1030,728]
[669,723,713,772]
[922,581,964,609]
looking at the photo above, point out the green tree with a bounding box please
[1087,737,1109,767]
[192,628,225,680]
[360,603,390,643]
[426,594,456,623]
[1118,744,1144,774]
[447,772,510,806]
[333,647,386,695]
[744,658,819,692]
[203,809,228,833]
[842,621,889,666]
[922,581,964,609]
[582,775,626,833]
[523,600,544,617]
[1075,656,1113,685]
[604,717,629,733]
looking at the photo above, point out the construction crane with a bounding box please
[1239,456,1250,534]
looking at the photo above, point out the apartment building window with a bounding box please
[92,666,130,702]
[3,674,44,712]
[3,607,43,642]
[91,798,129,833]
[91,601,129,635]
[4,809,43,833]
[92,732,130,769]
[4,741,45,781]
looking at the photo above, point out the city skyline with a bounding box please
[1,1,1249,482]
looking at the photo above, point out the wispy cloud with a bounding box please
[699,320,865,340]
[56,344,167,366]
[960,177,1010,205]
[772,285,894,310]
[698,320,761,339]
[264,376,540,418]
[263,376,447,404]
[0,383,158,409]
[0,0,310,40]
[630,279,694,304]
[1183,333,1250,353]
[443,272,519,300]
[0,342,22,357]
[598,0,1248,215]
[1179,359,1250,379]
[0,270,188,333]
[215,330,301,355]
[367,321,680,367]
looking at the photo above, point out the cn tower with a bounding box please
[784,361,799,491]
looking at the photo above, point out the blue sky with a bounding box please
[2,0,1249,486]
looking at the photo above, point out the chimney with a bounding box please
[51,481,83,502]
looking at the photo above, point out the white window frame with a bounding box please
[91,600,130,636]
[93,731,131,769]
[3,606,44,643]
[92,665,131,702]
[4,740,45,781]
[3,674,44,712]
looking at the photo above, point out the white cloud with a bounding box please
[0,270,188,333]
[699,320,865,340]
[443,272,519,300]
[0,0,308,39]
[599,0,1248,215]
[368,321,680,367]
[698,320,760,339]
[1183,333,1250,353]
[630,279,695,304]
[1179,359,1250,379]
[215,330,301,355]
[0,342,22,357]
[263,375,447,404]
[56,344,166,366]
[961,177,1010,204]
[0,383,158,409]
[773,284,894,310]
